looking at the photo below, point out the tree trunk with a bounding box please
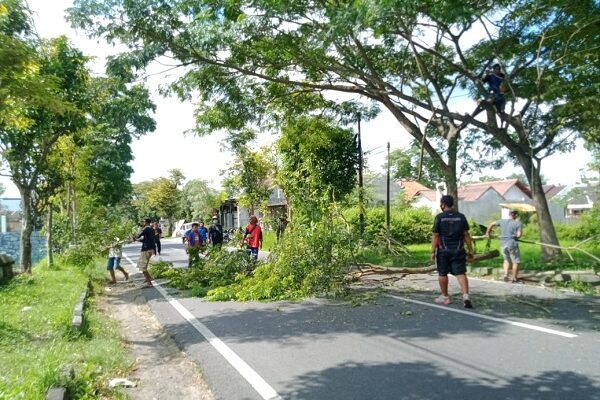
[445,135,459,211]
[521,158,561,261]
[47,207,54,268]
[18,187,34,274]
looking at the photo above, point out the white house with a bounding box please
[401,179,566,226]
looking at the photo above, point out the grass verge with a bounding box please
[0,260,130,400]
[358,239,600,271]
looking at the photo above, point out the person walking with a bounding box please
[208,217,224,249]
[486,210,523,283]
[152,222,162,256]
[186,222,203,266]
[134,218,155,288]
[241,215,262,260]
[431,195,474,308]
[106,237,129,284]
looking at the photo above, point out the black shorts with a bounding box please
[435,249,467,276]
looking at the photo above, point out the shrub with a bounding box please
[344,206,432,245]
[207,219,356,301]
[149,248,256,293]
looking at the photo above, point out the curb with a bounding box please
[71,280,92,332]
[46,282,91,399]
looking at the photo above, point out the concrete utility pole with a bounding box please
[386,142,391,250]
[357,114,364,245]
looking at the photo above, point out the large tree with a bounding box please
[0,36,88,273]
[277,116,358,220]
[132,170,183,234]
[223,147,273,216]
[68,0,599,260]
[50,74,155,251]
[179,179,220,222]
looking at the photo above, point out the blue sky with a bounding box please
[0,0,595,197]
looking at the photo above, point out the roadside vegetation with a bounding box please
[0,260,131,400]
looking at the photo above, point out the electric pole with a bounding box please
[386,141,391,250]
[357,114,364,245]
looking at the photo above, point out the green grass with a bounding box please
[359,238,600,271]
[0,261,130,400]
[262,230,277,251]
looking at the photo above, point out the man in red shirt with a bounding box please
[241,215,262,260]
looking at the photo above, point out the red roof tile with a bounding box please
[399,180,432,199]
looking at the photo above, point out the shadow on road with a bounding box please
[280,361,600,400]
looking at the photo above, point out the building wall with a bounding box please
[503,187,531,203]
[0,231,47,270]
[460,190,505,226]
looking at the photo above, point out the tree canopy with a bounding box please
[68,0,600,260]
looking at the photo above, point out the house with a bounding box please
[401,179,567,226]
[399,180,437,210]
[0,198,21,232]
[364,174,403,205]
[549,182,598,220]
[219,187,288,230]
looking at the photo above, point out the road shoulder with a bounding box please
[97,282,214,400]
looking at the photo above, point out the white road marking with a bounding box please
[386,294,577,338]
[123,254,282,400]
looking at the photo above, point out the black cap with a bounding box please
[440,195,454,208]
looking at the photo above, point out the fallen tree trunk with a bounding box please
[351,250,500,276]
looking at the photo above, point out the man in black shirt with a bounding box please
[431,195,474,308]
[208,217,224,249]
[135,218,155,288]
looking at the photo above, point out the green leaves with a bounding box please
[277,116,358,220]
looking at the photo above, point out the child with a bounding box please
[107,238,129,284]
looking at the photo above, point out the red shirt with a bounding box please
[244,223,262,248]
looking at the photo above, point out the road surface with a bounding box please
[123,238,600,400]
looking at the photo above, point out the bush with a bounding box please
[149,248,256,293]
[207,219,356,301]
[344,206,432,245]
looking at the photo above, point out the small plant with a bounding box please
[555,280,598,295]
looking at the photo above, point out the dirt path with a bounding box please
[97,281,214,400]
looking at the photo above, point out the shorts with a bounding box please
[435,249,467,276]
[107,257,121,270]
[137,250,154,271]
[502,243,521,263]
[246,246,259,260]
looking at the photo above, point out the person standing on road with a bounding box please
[186,222,203,266]
[106,237,129,284]
[135,218,155,288]
[431,195,474,308]
[486,210,522,283]
[241,215,262,260]
[152,222,162,256]
[208,217,224,249]
[198,221,208,250]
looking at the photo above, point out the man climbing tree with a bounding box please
[458,63,507,132]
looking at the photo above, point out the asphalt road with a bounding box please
[124,239,600,400]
